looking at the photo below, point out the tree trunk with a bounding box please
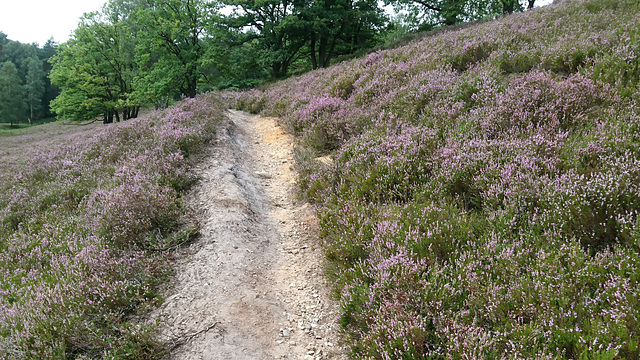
[502,0,516,14]
[185,80,197,98]
[323,31,339,68]
[443,14,458,25]
[528,0,535,9]
[272,62,287,79]
[318,35,328,68]
[184,66,198,98]
[310,33,318,70]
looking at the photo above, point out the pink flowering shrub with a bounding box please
[290,95,353,152]
[474,71,620,137]
[0,93,224,358]
[310,127,440,204]
[234,0,640,358]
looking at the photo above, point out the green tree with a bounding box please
[223,0,385,76]
[135,0,214,98]
[301,0,386,69]
[1,41,38,80]
[0,61,26,126]
[24,57,45,122]
[386,0,532,29]
[0,35,57,121]
[50,7,141,123]
[200,24,271,90]
[385,0,463,27]
[499,0,523,14]
[222,0,307,78]
[49,39,107,122]
[0,32,8,58]
[37,38,60,118]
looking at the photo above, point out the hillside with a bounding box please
[0,95,225,358]
[235,0,640,358]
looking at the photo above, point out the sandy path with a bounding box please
[149,110,347,360]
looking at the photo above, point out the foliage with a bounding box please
[0,61,26,126]
[0,36,58,124]
[221,0,389,78]
[386,0,533,31]
[299,0,387,69]
[221,0,308,78]
[0,41,38,79]
[37,39,60,119]
[201,31,272,90]
[48,0,220,122]
[234,0,640,358]
[0,93,225,358]
[50,5,141,123]
[49,0,271,118]
[24,57,45,122]
[135,0,216,100]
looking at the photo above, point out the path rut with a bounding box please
[149,110,346,360]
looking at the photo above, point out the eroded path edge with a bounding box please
[149,110,347,360]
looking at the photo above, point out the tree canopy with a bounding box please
[386,0,535,30]
[300,0,386,69]
[0,61,26,126]
[0,35,56,125]
[25,57,45,121]
[50,7,141,123]
[41,0,539,123]
[136,0,215,99]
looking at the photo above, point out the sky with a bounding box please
[0,0,107,46]
[1,0,554,47]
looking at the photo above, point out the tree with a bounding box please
[135,0,214,98]
[222,0,307,78]
[38,38,60,118]
[49,39,109,122]
[386,0,532,29]
[499,0,523,14]
[24,57,45,121]
[50,7,141,123]
[0,61,26,126]
[1,41,38,80]
[385,0,464,27]
[0,36,56,121]
[301,0,386,69]
[0,32,8,58]
[200,24,271,90]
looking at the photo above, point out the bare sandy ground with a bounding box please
[149,110,347,360]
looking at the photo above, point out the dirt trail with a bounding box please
[149,110,347,360]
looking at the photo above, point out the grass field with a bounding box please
[0,118,58,136]
[0,94,225,358]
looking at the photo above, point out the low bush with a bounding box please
[0,93,225,358]
[234,0,640,358]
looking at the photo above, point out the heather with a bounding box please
[234,0,640,358]
[0,93,224,358]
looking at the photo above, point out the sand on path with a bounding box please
[149,110,347,360]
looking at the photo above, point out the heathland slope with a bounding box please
[0,95,224,358]
[235,0,640,358]
[151,110,346,359]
